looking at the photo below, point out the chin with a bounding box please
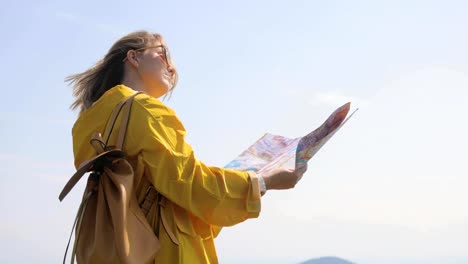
[147,83,169,98]
[150,91,166,98]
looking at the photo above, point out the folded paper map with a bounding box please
[224,102,357,181]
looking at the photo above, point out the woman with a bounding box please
[68,30,301,263]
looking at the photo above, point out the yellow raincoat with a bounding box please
[72,84,262,263]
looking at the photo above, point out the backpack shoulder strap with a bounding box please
[58,92,142,202]
[102,91,142,150]
[115,92,141,150]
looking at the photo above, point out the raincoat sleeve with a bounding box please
[129,97,261,227]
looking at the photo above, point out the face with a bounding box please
[126,42,175,98]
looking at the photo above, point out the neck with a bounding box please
[121,74,146,93]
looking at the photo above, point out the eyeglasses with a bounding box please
[122,45,171,65]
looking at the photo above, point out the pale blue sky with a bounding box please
[1,0,467,263]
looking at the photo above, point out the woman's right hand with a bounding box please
[261,166,306,190]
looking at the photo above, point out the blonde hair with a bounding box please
[67,30,178,112]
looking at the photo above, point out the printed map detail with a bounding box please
[225,102,357,181]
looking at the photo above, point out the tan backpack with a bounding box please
[59,93,160,264]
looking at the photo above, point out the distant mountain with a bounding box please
[299,256,356,264]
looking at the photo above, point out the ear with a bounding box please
[125,50,139,67]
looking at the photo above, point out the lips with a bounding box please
[158,69,173,88]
